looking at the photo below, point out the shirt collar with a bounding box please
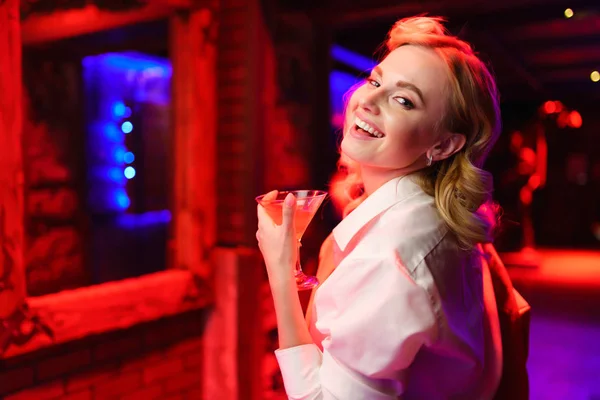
[332,175,424,252]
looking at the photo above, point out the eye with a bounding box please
[367,78,380,88]
[395,96,415,110]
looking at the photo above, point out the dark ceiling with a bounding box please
[328,0,600,104]
[20,0,600,104]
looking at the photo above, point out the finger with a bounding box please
[257,204,273,229]
[257,204,266,225]
[282,193,296,230]
[263,190,278,202]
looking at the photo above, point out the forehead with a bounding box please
[378,45,449,100]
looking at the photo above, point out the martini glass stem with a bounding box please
[295,239,303,276]
[293,238,319,291]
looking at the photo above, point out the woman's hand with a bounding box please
[256,192,297,286]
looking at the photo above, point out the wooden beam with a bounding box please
[170,8,217,280]
[203,248,264,400]
[535,60,600,74]
[451,0,600,32]
[509,34,600,56]
[333,0,598,28]
[538,67,600,82]
[0,0,27,317]
[0,0,32,356]
[529,45,600,67]
[3,269,211,359]
[332,1,445,27]
[505,14,600,41]
[21,0,193,45]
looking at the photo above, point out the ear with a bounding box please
[429,133,466,162]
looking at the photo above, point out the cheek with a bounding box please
[379,126,428,164]
[385,114,433,147]
[383,117,418,148]
[344,85,365,114]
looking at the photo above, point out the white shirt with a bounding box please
[275,176,502,399]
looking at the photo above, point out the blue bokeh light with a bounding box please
[109,167,124,181]
[124,166,136,179]
[83,52,170,213]
[124,151,135,164]
[89,167,125,183]
[114,146,127,164]
[113,101,126,117]
[90,122,123,143]
[121,121,133,134]
[115,190,131,209]
[112,101,133,118]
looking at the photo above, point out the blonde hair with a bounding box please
[339,16,501,250]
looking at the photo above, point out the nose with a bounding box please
[358,90,381,115]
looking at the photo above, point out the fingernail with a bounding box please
[284,193,295,207]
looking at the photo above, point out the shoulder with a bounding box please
[415,235,486,341]
[367,193,485,314]
[420,234,484,297]
[366,190,449,273]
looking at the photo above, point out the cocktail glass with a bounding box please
[256,190,327,291]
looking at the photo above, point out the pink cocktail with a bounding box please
[256,190,327,290]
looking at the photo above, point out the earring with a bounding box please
[426,154,433,166]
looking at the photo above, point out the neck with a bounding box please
[360,165,411,196]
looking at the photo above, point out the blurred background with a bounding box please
[0,0,598,399]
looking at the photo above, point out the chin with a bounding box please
[340,136,360,162]
[340,135,375,165]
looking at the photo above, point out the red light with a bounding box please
[528,175,541,190]
[568,111,582,128]
[543,101,556,114]
[520,148,536,165]
[553,101,563,113]
[510,131,523,152]
[520,187,532,205]
[557,110,569,128]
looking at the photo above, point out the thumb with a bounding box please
[282,193,296,230]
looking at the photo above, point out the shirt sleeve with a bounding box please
[275,254,437,399]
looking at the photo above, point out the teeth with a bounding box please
[354,117,383,138]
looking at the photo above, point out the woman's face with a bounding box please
[341,45,451,172]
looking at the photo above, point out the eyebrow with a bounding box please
[373,66,426,106]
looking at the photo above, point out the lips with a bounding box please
[353,115,385,139]
[348,124,380,141]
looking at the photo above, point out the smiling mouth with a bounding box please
[354,117,384,138]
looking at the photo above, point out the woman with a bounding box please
[257,16,503,399]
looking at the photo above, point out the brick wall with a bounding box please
[216,0,321,244]
[216,0,256,246]
[0,310,207,400]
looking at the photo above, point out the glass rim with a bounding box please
[255,189,328,204]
